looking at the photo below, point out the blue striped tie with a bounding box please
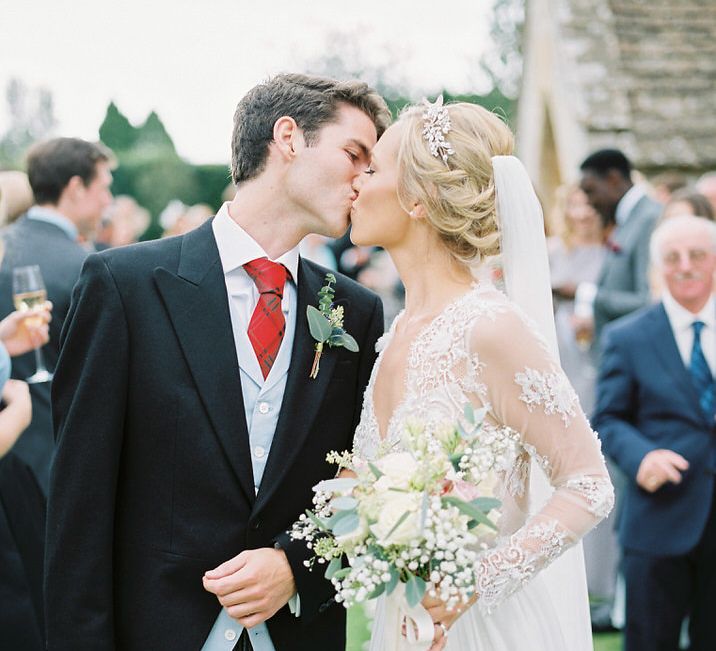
[690,321,714,422]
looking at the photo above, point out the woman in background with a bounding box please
[0,228,52,651]
[548,185,606,414]
[661,188,715,222]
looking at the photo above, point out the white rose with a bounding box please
[370,492,422,546]
[376,452,417,487]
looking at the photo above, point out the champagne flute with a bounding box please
[12,265,53,384]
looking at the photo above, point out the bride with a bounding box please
[348,99,614,650]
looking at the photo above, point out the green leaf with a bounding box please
[305,510,329,531]
[471,497,501,511]
[325,273,337,284]
[442,495,498,530]
[473,406,488,425]
[386,565,400,595]
[331,510,361,537]
[405,573,427,608]
[325,556,342,580]
[332,567,351,581]
[328,332,359,351]
[449,451,463,472]
[368,581,387,599]
[457,422,478,441]
[338,332,359,352]
[307,305,333,342]
[368,462,384,479]
[464,403,475,424]
[331,496,358,511]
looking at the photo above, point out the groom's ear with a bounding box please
[272,116,303,162]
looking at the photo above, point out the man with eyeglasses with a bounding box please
[594,214,716,651]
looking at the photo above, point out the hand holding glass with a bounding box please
[12,265,53,384]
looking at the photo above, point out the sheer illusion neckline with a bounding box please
[371,283,486,442]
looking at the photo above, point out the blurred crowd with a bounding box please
[1,135,715,650]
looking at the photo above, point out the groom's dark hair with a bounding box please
[230,73,391,184]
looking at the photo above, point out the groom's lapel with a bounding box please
[153,220,256,504]
[254,259,340,512]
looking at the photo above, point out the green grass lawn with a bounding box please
[346,606,622,650]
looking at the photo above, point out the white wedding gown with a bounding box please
[353,284,614,651]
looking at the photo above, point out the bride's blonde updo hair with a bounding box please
[396,101,514,264]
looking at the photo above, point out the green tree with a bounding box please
[98,101,229,239]
[135,111,175,153]
[98,102,137,152]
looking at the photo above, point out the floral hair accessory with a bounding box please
[422,95,454,163]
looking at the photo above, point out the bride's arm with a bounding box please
[468,307,614,613]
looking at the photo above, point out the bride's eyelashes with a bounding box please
[364,166,375,176]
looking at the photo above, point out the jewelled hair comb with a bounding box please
[422,95,454,163]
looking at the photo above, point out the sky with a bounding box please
[0,0,494,164]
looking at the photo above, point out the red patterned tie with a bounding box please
[243,258,288,380]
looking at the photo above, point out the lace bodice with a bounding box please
[353,285,614,613]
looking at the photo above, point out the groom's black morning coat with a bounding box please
[45,219,383,650]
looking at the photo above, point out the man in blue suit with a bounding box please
[594,215,716,651]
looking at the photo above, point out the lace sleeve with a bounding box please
[470,305,614,613]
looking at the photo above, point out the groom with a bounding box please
[45,74,390,651]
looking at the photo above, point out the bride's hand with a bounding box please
[421,591,477,650]
[336,468,357,479]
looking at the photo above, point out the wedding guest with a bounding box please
[696,172,716,214]
[575,149,661,352]
[548,184,605,411]
[94,195,150,250]
[161,202,213,237]
[649,170,687,205]
[594,215,716,651]
[548,184,620,629]
[0,137,113,493]
[661,188,715,222]
[0,301,51,651]
[0,171,33,225]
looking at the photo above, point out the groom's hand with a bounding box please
[202,548,297,628]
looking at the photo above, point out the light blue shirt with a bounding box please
[0,342,10,391]
[26,206,79,241]
[202,205,300,651]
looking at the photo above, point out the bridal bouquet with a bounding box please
[290,406,503,617]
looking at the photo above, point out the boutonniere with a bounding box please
[307,273,359,379]
[605,238,622,254]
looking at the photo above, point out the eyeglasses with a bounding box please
[662,248,713,266]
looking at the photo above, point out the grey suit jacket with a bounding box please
[0,215,87,494]
[593,194,661,337]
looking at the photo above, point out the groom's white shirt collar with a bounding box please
[212,202,300,281]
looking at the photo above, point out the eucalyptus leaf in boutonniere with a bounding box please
[307,273,359,379]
